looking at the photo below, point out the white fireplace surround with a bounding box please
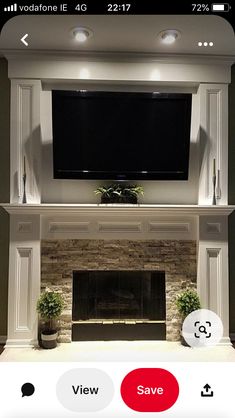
[1,50,235,347]
[3,204,235,347]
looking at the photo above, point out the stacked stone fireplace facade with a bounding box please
[41,239,197,342]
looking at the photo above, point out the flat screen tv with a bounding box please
[52,91,192,180]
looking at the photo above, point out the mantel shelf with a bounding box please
[1,203,235,217]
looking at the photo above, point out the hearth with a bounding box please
[72,270,166,341]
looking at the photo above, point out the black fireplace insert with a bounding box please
[72,270,166,341]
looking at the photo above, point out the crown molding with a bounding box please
[1,49,235,66]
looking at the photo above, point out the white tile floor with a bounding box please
[1,341,235,362]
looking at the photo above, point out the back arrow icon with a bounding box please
[21,34,29,46]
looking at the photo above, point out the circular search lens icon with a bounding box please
[182,309,223,347]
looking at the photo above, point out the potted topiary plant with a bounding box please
[94,183,144,204]
[36,290,64,349]
[176,289,201,346]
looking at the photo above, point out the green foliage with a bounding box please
[94,183,144,198]
[176,289,201,318]
[37,291,64,320]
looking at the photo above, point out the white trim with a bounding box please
[4,339,38,348]
[217,337,232,346]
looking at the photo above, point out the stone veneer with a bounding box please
[41,239,197,342]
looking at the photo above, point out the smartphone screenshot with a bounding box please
[0,0,235,416]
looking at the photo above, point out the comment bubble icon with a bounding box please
[21,383,35,397]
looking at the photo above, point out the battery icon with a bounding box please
[211,3,230,11]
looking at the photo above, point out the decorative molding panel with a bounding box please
[98,221,142,233]
[199,215,227,241]
[48,221,90,234]
[197,211,229,339]
[6,214,41,347]
[15,248,33,332]
[10,79,42,204]
[206,248,221,312]
[148,222,190,233]
[198,243,229,338]
[206,222,221,234]
[198,84,228,205]
[17,222,32,233]
[11,214,40,241]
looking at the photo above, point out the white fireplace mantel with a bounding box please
[3,203,234,241]
[2,203,235,217]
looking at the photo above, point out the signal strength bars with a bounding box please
[4,3,17,11]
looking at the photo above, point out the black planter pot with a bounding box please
[101,195,138,204]
[40,330,58,349]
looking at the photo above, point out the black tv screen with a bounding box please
[52,91,192,180]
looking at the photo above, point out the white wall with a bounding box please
[40,89,199,204]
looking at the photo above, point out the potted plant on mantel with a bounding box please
[37,290,64,349]
[94,183,144,204]
[176,289,201,346]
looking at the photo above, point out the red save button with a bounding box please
[121,368,179,412]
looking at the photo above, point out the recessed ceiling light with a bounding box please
[209,41,214,46]
[198,41,203,47]
[72,27,93,43]
[159,30,181,45]
[203,41,208,47]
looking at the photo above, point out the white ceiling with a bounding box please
[0,14,235,56]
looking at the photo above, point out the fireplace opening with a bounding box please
[72,270,166,341]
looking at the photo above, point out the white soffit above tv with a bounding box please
[0,14,234,57]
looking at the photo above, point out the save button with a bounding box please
[121,368,179,412]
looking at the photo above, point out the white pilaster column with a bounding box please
[10,79,42,204]
[197,215,230,345]
[198,84,228,205]
[5,215,41,347]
